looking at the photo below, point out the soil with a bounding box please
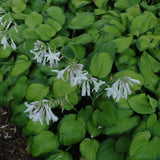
[0,106,37,160]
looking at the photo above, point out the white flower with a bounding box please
[105,76,141,102]
[44,47,60,68]
[24,100,58,125]
[10,36,17,50]
[52,62,105,96]
[30,41,61,67]
[92,79,105,92]
[1,36,9,49]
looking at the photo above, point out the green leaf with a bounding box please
[58,114,86,146]
[9,25,25,43]
[46,6,65,25]
[11,55,31,76]
[22,27,40,40]
[45,18,62,32]
[140,51,160,91]
[69,13,94,29]
[72,0,91,9]
[90,52,113,78]
[92,101,117,127]
[47,150,72,160]
[25,11,43,27]
[9,75,28,103]
[128,93,157,114]
[128,130,160,160]
[22,119,49,136]
[87,120,101,138]
[53,79,77,98]
[113,37,133,53]
[104,116,140,135]
[93,0,108,9]
[30,130,59,157]
[137,35,160,51]
[115,136,130,153]
[126,4,141,18]
[101,25,121,37]
[0,46,12,58]
[79,138,99,160]
[35,24,56,41]
[11,0,26,13]
[26,83,49,101]
[78,105,93,122]
[69,34,93,45]
[130,12,158,36]
[11,112,28,127]
[96,138,124,160]
[114,0,130,10]
[147,114,160,137]
[49,36,70,48]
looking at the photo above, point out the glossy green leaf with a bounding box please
[30,130,59,157]
[92,101,117,127]
[69,13,94,29]
[47,150,72,160]
[11,55,31,76]
[26,83,49,101]
[46,6,65,25]
[147,114,160,137]
[96,138,124,160]
[11,0,26,13]
[53,79,77,98]
[22,27,40,40]
[72,0,91,9]
[128,130,160,160]
[115,136,130,153]
[104,116,140,135]
[49,36,70,48]
[130,12,158,36]
[58,114,86,146]
[93,0,108,9]
[22,119,49,136]
[87,120,101,138]
[78,105,93,122]
[113,37,133,53]
[25,11,43,27]
[114,0,130,10]
[90,52,113,78]
[139,51,160,91]
[45,18,62,32]
[137,35,160,51]
[128,94,157,114]
[101,25,121,37]
[9,75,28,103]
[0,46,12,58]
[35,24,56,41]
[79,138,99,160]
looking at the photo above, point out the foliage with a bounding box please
[0,0,160,159]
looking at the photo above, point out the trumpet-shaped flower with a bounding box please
[30,40,60,68]
[52,62,105,96]
[24,100,58,125]
[105,77,141,102]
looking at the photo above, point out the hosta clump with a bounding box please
[0,0,160,159]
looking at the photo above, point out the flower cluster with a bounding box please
[0,9,18,50]
[24,99,58,125]
[105,77,141,102]
[52,62,105,96]
[30,40,60,68]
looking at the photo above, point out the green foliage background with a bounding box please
[0,0,160,159]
